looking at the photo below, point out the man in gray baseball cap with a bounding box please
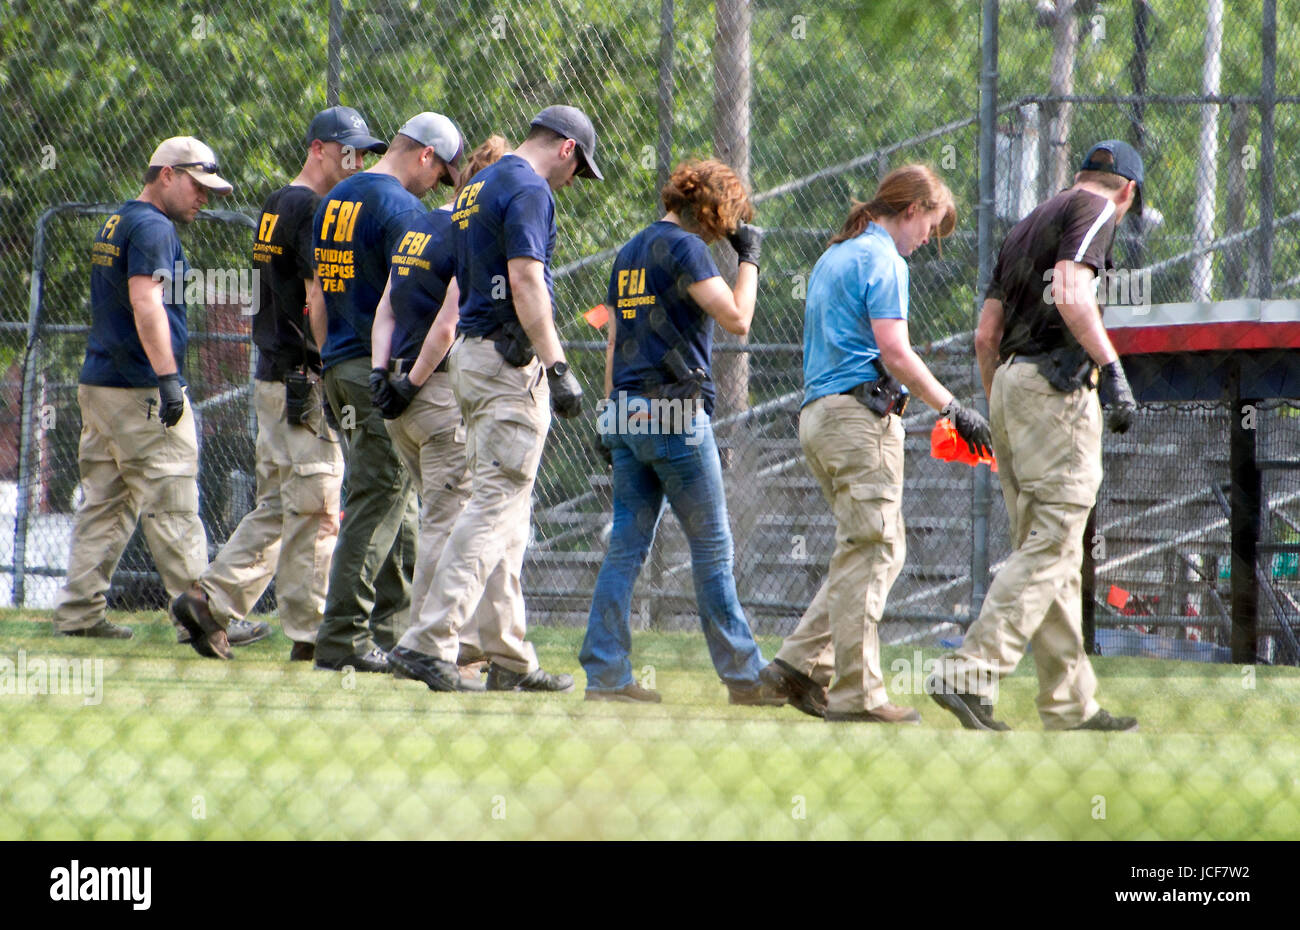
[529,104,603,181]
[394,111,464,188]
[306,105,389,154]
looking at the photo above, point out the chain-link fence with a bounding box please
[1,1,1299,841]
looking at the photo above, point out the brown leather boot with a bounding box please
[170,585,232,660]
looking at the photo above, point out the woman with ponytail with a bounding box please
[760,163,993,724]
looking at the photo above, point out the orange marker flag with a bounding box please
[930,418,997,471]
[584,303,610,329]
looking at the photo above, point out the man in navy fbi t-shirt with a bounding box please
[389,105,602,695]
[308,110,466,672]
[53,136,233,641]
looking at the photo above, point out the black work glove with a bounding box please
[547,361,583,419]
[380,373,421,420]
[940,398,993,458]
[368,367,394,414]
[157,373,185,428]
[322,396,340,431]
[1098,360,1137,434]
[727,223,763,269]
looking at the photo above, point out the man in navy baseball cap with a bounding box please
[306,105,388,154]
[529,104,603,181]
[1078,139,1144,217]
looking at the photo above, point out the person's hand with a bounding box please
[369,367,394,414]
[727,223,763,269]
[940,398,993,457]
[380,373,421,420]
[1098,360,1137,434]
[547,361,583,419]
[322,396,340,431]
[157,373,185,428]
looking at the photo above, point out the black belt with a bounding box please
[387,354,450,376]
[1006,352,1047,365]
[838,379,909,417]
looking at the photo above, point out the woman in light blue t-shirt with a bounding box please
[761,163,993,724]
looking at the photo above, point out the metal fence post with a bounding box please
[13,206,61,607]
[1258,0,1276,299]
[971,0,998,622]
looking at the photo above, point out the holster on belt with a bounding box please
[643,346,710,402]
[488,319,536,367]
[849,367,909,417]
[1036,345,1098,392]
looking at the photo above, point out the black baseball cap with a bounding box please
[1079,139,1144,216]
[530,105,603,181]
[306,106,388,154]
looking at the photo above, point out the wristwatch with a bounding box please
[548,361,569,377]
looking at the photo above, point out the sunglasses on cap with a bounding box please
[170,161,221,174]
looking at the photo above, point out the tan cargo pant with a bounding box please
[775,393,907,714]
[394,336,545,673]
[937,359,1103,729]
[198,379,343,643]
[384,371,484,659]
[54,383,207,631]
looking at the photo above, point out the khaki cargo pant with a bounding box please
[394,336,545,673]
[197,378,342,643]
[53,383,207,631]
[936,359,1103,729]
[384,371,484,660]
[775,393,907,714]
[318,356,418,660]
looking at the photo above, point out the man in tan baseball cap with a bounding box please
[51,135,240,649]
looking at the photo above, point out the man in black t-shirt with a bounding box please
[170,107,387,660]
[929,141,1143,732]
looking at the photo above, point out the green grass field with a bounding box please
[2,609,1298,840]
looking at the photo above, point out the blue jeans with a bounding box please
[580,407,766,691]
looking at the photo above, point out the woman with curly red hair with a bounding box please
[581,159,780,705]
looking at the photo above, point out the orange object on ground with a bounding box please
[584,303,610,329]
[930,418,997,471]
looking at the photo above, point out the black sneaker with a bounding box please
[389,646,483,692]
[486,664,575,693]
[57,618,134,640]
[289,642,315,662]
[925,672,1010,731]
[585,683,662,703]
[227,617,272,646]
[170,587,232,660]
[314,647,390,674]
[1071,708,1139,732]
[759,659,827,718]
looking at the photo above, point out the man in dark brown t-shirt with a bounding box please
[928,141,1143,733]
